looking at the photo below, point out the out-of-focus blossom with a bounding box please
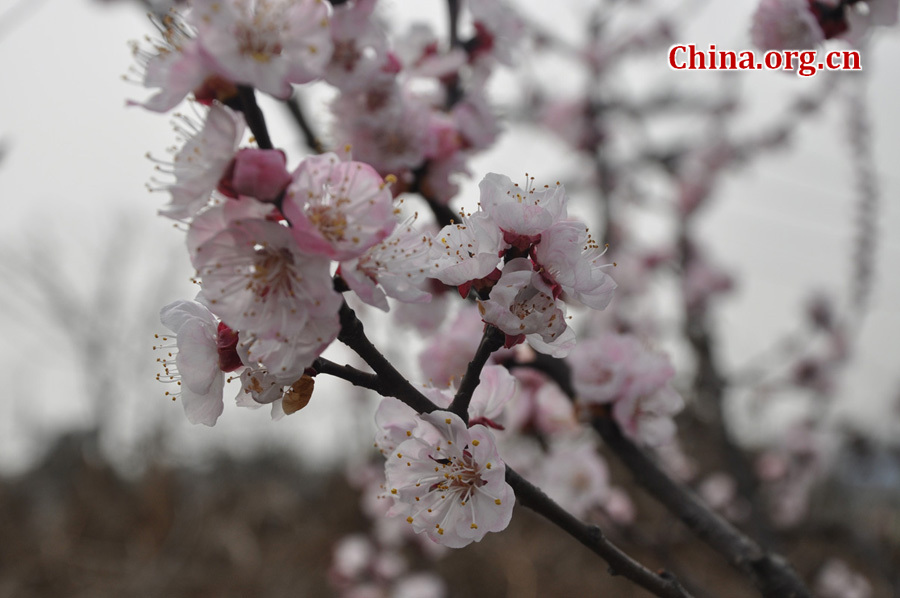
[814,559,872,598]
[325,0,392,91]
[571,333,684,446]
[468,0,526,65]
[331,85,433,176]
[128,16,219,112]
[190,0,333,98]
[751,0,824,50]
[221,148,292,202]
[152,103,245,221]
[418,307,485,386]
[538,438,610,518]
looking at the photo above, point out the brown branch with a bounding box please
[335,301,438,415]
[448,325,505,421]
[506,467,694,598]
[234,85,273,150]
[593,417,811,598]
[285,93,325,154]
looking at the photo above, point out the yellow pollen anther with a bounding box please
[472,439,480,446]
[470,523,478,529]
[445,418,452,424]
[391,488,398,495]
[495,499,502,505]
[407,517,413,524]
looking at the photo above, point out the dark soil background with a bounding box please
[1,431,897,598]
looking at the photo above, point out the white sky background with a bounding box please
[0,0,898,473]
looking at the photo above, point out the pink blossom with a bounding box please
[414,365,517,428]
[538,99,596,151]
[155,299,225,426]
[340,218,432,311]
[325,0,393,92]
[382,410,514,548]
[418,307,486,386]
[478,173,567,244]
[428,211,503,286]
[613,386,684,446]
[283,153,397,261]
[374,366,516,445]
[683,253,734,312]
[532,220,617,310]
[392,573,446,598]
[390,282,450,333]
[815,559,872,598]
[603,487,636,525]
[698,472,737,512]
[571,333,683,446]
[452,91,500,151]
[152,103,245,221]
[538,439,610,519]
[235,365,290,406]
[185,195,275,259]
[190,0,333,99]
[422,113,463,162]
[570,333,674,405]
[331,85,433,175]
[468,0,526,66]
[393,23,467,79]
[223,148,292,202]
[128,19,218,112]
[416,151,472,206]
[750,0,824,50]
[192,218,340,376]
[505,368,578,436]
[477,258,571,356]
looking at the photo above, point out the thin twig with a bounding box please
[449,325,505,421]
[235,85,273,149]
[285,93,325,154]
[336,302,438,414]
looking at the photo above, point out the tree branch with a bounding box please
[593,416,811,598]
[448,325,505,421]
[409,162,459,228]
[235,85,273,150]
[336,301,439,414]
[506,467,694,598]
[285,93,325,154]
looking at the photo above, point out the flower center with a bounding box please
[306,203,349,242]
[250,245,299,299]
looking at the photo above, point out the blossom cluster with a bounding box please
[430,174,617,357]
[137,0,689,559]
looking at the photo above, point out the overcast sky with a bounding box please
[1,0,898,473]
